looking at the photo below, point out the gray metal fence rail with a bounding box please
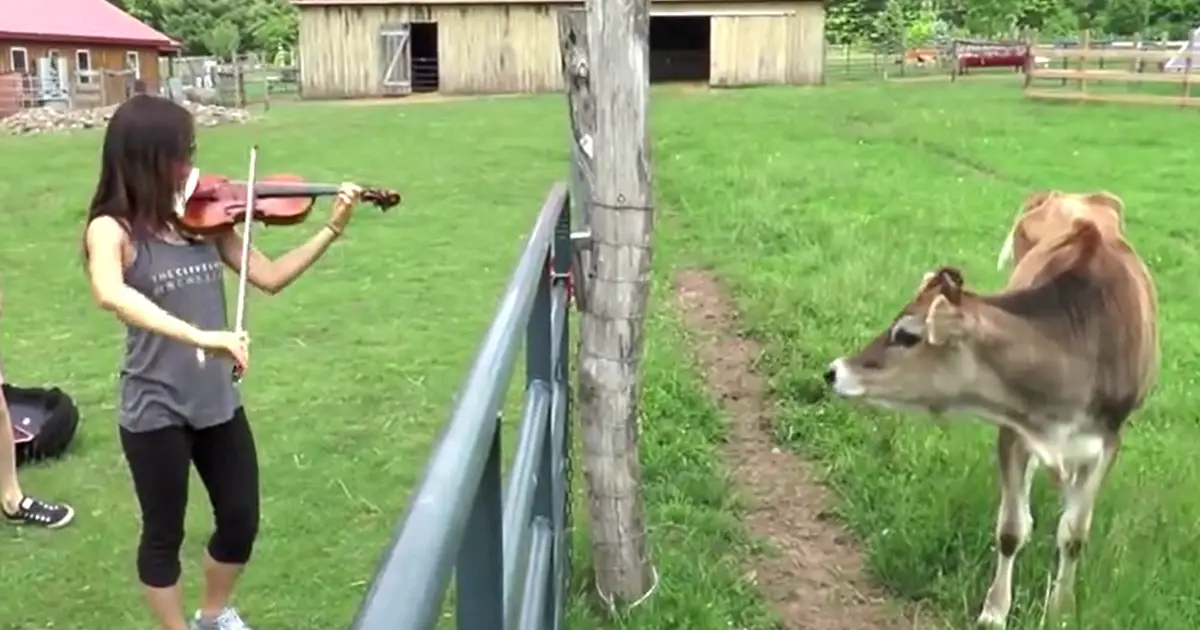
[350,183,574,630]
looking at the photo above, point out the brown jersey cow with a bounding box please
[824,191,1157,628]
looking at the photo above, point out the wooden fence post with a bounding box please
[557,0,657,610]
[1076,29,1090,93]
[1183,45,1193,107]
[236,60,246,108]
[558,12,595,235]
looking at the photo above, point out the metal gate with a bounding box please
[380,24,413,96]
[349,183,575,630]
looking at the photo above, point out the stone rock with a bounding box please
[1,99,251,136]
[182,86,220,105]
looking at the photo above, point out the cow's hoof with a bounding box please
[976,610,1007,629]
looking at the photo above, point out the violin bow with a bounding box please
[174,167,200,218]
[230,145,258,383]
[193,147,256,383]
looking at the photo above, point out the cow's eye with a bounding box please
[889,328,923,348]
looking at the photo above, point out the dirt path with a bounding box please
[674,269,930,630]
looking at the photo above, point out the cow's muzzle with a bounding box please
[824,358,866,397]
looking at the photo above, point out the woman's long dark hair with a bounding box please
[85,95,195,245]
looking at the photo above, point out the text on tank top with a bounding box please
[119,236,240,432]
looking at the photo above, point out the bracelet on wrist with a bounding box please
[325,222,343,238]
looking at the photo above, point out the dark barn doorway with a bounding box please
[410,22,440,93]
[649,16,711,83]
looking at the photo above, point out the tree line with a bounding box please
[108,0,1200,58]
[107,0,298,58]
[827,0,1200,47]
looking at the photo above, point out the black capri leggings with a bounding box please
[119,407,260,588]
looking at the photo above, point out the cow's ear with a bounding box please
[916,271,937,295]
[1085,191,1124,218]
[925,295,963,345]
[1023,191,1057,213]
[997,226,1016,270]
[935,267,964,305]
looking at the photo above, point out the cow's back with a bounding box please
[1009,224,1157,427]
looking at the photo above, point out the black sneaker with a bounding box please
[3,497,74,528]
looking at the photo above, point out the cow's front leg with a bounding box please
[978,428,1035,629]
[1045,434,1120,626]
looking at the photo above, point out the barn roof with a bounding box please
[0,0,180,51]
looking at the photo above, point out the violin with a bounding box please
[177,168,401,235]
[191,145,401,382]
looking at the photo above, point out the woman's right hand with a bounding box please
[195,330,249,373]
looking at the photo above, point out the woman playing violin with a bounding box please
[83,94,361,630]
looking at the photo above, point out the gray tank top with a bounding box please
[119,236,239,432]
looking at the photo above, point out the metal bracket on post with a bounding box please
[565,230,592,312]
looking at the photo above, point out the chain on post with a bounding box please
[563,376,574,582]
[559,231,589,584]
[546,214,590,598]
[545,247,576,592]
[547,258,577,311]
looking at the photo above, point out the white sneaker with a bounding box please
[191,607,253,630]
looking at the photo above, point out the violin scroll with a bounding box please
[360,188,401,211]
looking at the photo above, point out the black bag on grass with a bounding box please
[5,384,80,467]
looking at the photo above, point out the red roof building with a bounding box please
[0,0,179,113]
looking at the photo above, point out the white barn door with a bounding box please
[380,24,413,96]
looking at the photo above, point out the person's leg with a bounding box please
[0,389,25,507]
[0,384,72,527]
[120,425,194,630]
[191,408,260,629]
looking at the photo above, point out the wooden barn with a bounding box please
[0,0,179,114]
[293,0,825,98]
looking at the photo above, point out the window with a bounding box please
[8,47,28,73]
[75,49,92,84]
[125,51,140,79]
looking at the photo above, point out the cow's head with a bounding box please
[823,267,979,412]
[997,191,1124,270]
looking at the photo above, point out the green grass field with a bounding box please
[3,80,1200,630]
[0,98,572,628]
